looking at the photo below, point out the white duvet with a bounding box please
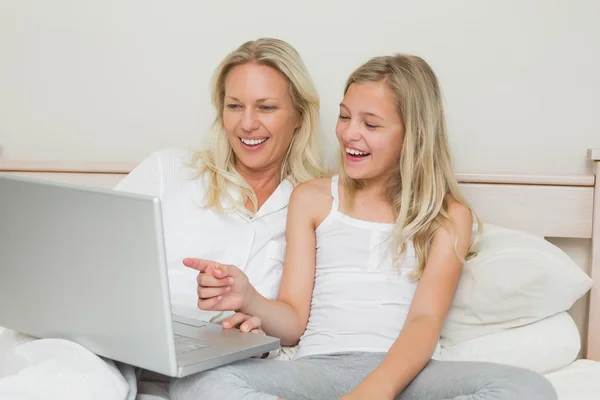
[545,359,600,400]
[2,327,600,400]
[0,329,133,400]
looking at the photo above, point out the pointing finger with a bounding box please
[184,258,220,272]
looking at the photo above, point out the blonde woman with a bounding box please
[173,54,557,399]
[115,37,323,325]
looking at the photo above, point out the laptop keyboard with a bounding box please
[174,334,210,354]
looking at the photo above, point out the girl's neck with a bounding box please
[355,175,390,202]
[341,175,396,224]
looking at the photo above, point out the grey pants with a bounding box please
[170,352,558,400]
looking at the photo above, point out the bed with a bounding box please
[1,148,599,399]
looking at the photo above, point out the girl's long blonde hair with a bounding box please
[340,54,481,278]
[195,38,324,215]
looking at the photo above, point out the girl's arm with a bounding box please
[240,181,321,345]
[346,202,473,399]
[185,181,325,346]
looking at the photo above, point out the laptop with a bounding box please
[0,174,280,377]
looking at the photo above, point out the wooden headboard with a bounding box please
[1,148,599,360]
[0,160,133,189]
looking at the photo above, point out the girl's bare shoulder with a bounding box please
[289,178,334,222]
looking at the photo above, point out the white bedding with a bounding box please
[2,327,599,400]
[544,359,600,400]
[0,329,133,400]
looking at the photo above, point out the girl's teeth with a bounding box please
[345,147,368,156]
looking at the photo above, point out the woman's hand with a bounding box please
[222,312,270,359]
[183,258,256,312]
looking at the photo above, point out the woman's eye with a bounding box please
[365,122,379,129]
[226,104,241,110]
[260,105,276,111]
[338,114,350,120]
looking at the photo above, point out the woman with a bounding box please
[0,37,322,400]
[115,37,324,326]
[172,54,558,399]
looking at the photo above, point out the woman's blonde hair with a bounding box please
[195,38,324,215]
[340,54,481,278]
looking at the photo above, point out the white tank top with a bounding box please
[296,175,441,359]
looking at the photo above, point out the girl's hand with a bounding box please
[222,311,263,333]
[222,312,270,359]
[183,258,255,312]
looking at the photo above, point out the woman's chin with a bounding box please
[234,153,278,173]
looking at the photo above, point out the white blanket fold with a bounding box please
[0,327,297,400]
[0,329,131,400]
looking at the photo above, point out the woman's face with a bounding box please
[223,63,299,175]
[336,80,405,182]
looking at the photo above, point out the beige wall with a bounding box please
[0,0,598,173]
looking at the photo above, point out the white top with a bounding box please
[114,148,292,323]
[296,175,442,359]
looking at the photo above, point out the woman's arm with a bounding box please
[346,202,473,399]
[113,151,163,197]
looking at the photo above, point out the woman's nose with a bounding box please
[241,109,260,132]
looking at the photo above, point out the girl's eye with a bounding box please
[338,115,350,120]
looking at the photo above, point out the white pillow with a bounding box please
[438,311,581,374]
[441,223,592,346]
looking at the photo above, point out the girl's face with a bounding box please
[336,81,405,183]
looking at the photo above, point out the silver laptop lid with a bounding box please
[0,175,178,376]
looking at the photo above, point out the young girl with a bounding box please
[171,54,557,400]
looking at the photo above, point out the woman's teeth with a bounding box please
[240,138,268,146]
[345,147,370,156]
